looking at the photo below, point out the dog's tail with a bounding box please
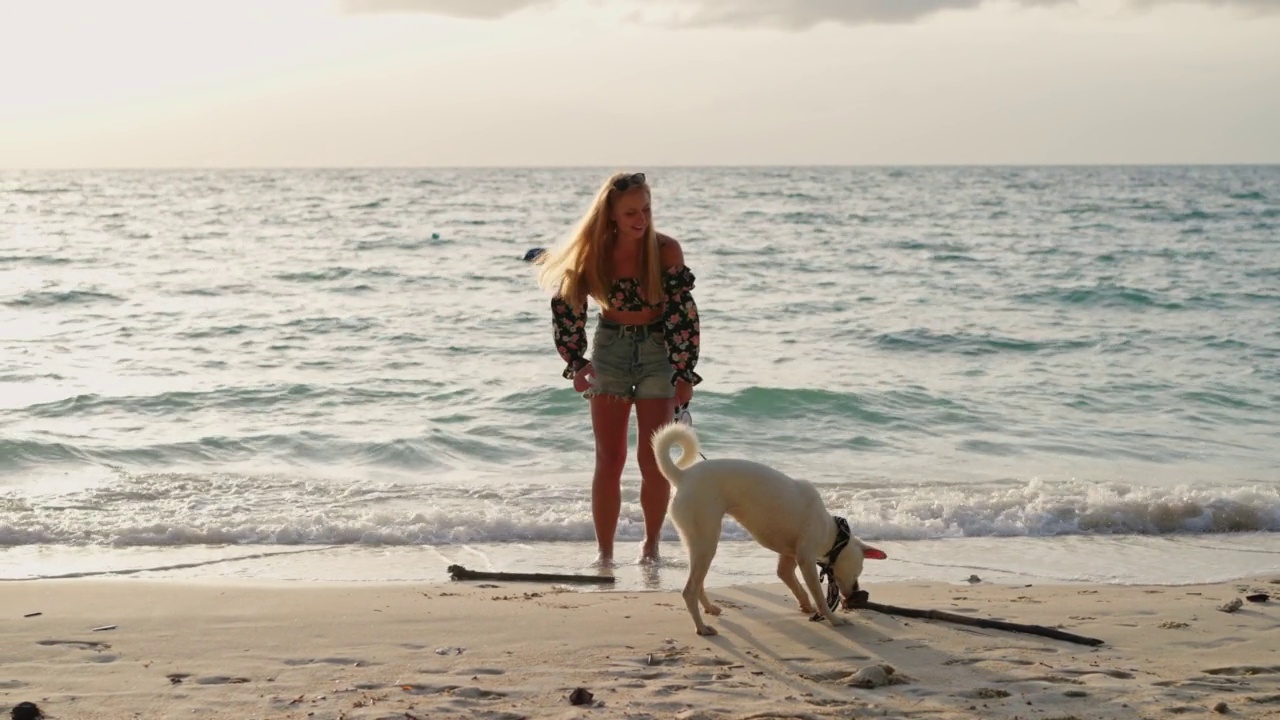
[651,421,701,487]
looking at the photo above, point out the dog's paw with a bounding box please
[812,611,850,626]
[798,603,817,615]
[705,604,722,617]
[696,625,719,637]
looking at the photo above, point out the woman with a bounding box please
[536,171,702,564]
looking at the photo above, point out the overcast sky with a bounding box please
[1,0,1277,167]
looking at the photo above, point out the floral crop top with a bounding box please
[551,265,701,387]
[605,277,653,312]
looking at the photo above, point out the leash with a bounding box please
[817,517,852,612]
[672,402,708,460]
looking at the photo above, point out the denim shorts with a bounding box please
[587,317,674,401]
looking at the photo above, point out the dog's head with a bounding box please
[831,537,887,609]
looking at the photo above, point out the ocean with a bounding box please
[2,166,1278,592]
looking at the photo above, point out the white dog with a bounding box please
[652,421,887,636]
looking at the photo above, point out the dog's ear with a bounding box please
[862,546,887,560]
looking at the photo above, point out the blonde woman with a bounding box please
[536,172,702,564]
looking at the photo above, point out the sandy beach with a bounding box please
[4,573,1278,720]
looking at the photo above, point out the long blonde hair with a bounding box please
[536,171,662,308]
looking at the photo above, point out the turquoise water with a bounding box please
[2,166,1278,589]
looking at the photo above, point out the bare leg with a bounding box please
[635,397,674,561]
[589,395,631,563]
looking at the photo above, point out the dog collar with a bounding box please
[818,516,851,611]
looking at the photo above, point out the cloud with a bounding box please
[340,0,1280,27]
[339,0,557,19]
[1129,0,1280,11]
[643,0,1067,29]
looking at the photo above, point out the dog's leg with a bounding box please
[776,555,816,615]
[700,584,721,617]
[676,511,723,636]
[682,543,720,636]
[798,559,849,628]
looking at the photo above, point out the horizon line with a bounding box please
[4,162,1280,172]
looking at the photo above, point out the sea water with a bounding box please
[3,166,1278,591]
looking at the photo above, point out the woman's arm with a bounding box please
[658,237,702,387]
[551,294,589,380]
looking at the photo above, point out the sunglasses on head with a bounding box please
[612,172,645,193]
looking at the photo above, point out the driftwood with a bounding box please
[849,599,1105,647]
[447,564,616,585]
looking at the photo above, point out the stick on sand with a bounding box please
[447,564,616,585]
[850,599,1105,647]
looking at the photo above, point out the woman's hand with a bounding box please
[674,378,693,407]
[573,362,596,393]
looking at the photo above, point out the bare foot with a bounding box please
[640,542,660,563]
